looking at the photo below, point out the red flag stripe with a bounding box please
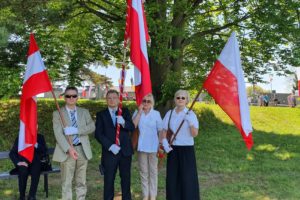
[203,60,253,150]
[27,33,39,56]
[297,68,300,96]
[124,0,132,46]
[21,71,53,99]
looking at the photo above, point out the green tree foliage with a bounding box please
[246,85,268,97]
[0,0,299,105]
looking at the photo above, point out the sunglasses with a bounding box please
[142,99,152,104]
[65,95,78,99]
[176,96,186,100]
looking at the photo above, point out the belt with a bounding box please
[73,143,82,146]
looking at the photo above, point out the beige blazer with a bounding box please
[52,106,95,162]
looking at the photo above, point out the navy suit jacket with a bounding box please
[95,107,135,156]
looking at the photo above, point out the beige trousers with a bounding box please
[60,145,88,200]
[138,152,158,199]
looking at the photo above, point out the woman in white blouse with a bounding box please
[132,93,163,200]
[161,89,200,200]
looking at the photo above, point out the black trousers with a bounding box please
[102,151,132,200]
[166,146,200,200]
[18,160,41,199]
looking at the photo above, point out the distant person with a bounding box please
[258,94,264,106]
[247,96,252,105]
[273,95,278,106]
[132,93,163,200]
[9,133,47,200]
[53,86,95,200]
[287,92,296,107]
[263,94,269,107]
[161,89,200,200]
[95,89,135,200]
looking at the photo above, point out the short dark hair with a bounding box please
[64,86,78,94]
[106,89,119,98]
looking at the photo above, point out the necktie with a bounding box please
[112,110,116,126]
[70,110,80,145]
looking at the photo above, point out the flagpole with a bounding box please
[50,90,75,151]
[115,46,128,145]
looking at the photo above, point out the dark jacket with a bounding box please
[9,134,47,174]
[95,107,135,156]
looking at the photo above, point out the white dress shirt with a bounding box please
[133,109,163,153]
[66,106,77,120]
[108,107,117,124]
[162,107,199,146]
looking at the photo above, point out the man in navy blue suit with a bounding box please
[95,89,135,200]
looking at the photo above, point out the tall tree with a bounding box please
[0,0,299,106]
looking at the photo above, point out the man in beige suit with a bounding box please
[53,86,95,200]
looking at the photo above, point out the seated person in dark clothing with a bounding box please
[9,134,47,200]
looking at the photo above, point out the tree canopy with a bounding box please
[0,0,299,104]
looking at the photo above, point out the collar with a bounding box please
[174,107,188,114]
[143,108,153,115]
[66,106,77,113]
[108,107,118,113]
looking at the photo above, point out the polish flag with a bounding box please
[203,32,253,150]
[125,0,152,105]
[297,68,300,96]
[18,34,53,162]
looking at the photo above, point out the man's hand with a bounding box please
[17,162,28,167]
[116,116,125,126]
[64,126,79,135]
[109,144,121,155]
[162,138,173,153]
[68,146,78,160]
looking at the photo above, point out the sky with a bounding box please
[91,65,134,87]
[92,66,295,94]
[248,74,294,94]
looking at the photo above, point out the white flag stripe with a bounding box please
[296,68,300,80]
[24,51,46,83]
[134,66,142,86]
[18,120,32,152]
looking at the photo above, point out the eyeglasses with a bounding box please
[65,95,78,99]
[176,96,186,100]
[107,97,118,100]
[142,99,151,104]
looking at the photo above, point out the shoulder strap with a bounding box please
[168,109,173,130]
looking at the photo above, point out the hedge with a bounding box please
[0,99,137,151]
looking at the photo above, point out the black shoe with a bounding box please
[27,197,36,200]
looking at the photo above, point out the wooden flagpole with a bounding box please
[50,90,75,152]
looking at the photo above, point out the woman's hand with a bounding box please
[138,104,144,114]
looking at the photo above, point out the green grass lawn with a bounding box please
[1,102,300,200]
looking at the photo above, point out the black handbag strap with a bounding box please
[168,109,173,130]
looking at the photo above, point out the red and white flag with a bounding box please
[296,68,300,96]
[125,0,152,105]
[18,34,53,162]
[203,32,253,150]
